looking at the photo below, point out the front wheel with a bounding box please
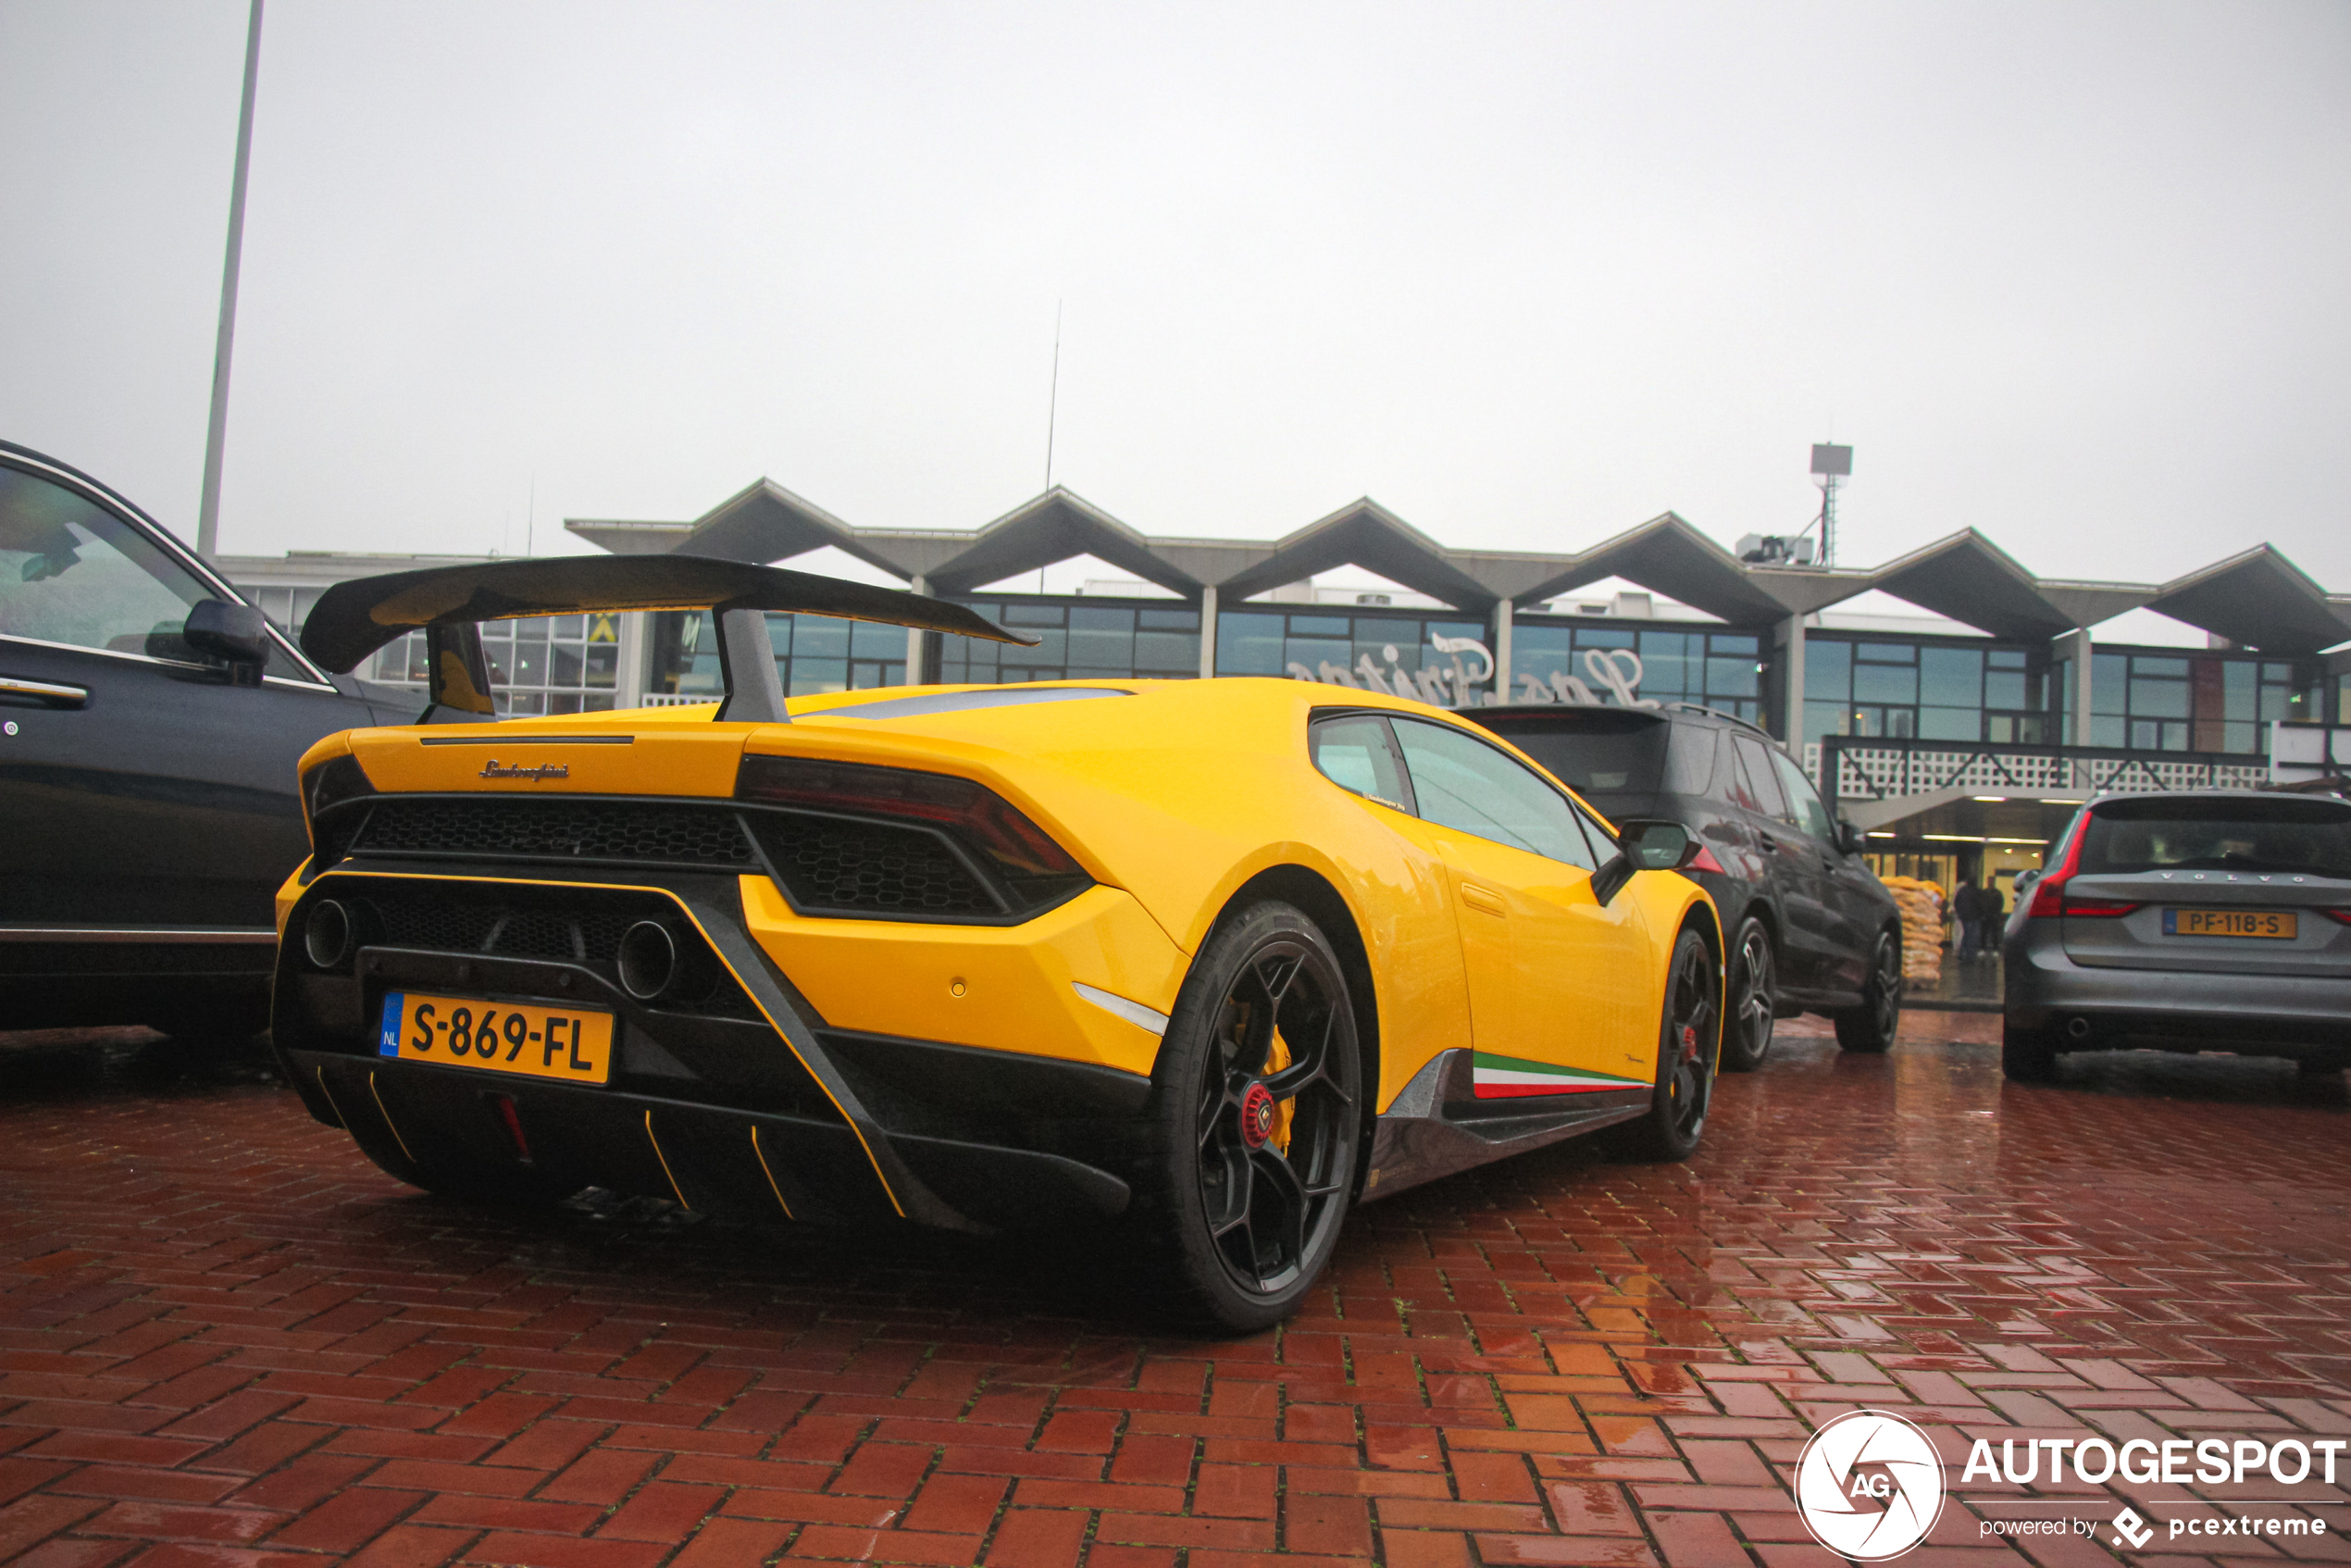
[1834,928,1903,1053]
[1720,917,1776,1072]
[1132,902,1362,1331]
[1624,927,1719,1162]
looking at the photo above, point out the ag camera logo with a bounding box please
[1797,1410,1947,1560]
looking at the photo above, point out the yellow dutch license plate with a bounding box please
[2163,909,2296,940]
[377,991,615,1083]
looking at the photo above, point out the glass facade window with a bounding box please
[2063,650,2310,753]
[1803,636,2050,747]
[246,585,328,642]
[1509,620,1762,724]
[1214,608,1486,703]
[365,613,622,716]
[650,610,908,700]
[940,602,1200,685]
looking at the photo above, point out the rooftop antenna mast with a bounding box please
[1039,300,1061,594]
[1043,299,1063,491]
[1808,442,1852,566]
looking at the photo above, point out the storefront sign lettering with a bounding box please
[1289,639,1653,710]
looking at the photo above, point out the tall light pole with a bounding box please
[195,0,265,560]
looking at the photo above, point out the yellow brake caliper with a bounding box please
[1264,1028,1295,1153]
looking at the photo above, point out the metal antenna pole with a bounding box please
[195,0,265,560]
[1039,297,1058,486]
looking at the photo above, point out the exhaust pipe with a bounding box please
[305,899,355,969]
[616,921,679,1002]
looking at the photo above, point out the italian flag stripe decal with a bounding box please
[1471,1051,1649,1099]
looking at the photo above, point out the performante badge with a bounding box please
[1795,1409,1947,1561]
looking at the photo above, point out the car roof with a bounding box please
[2090,788,2350,808]
[1474,701,1781,742]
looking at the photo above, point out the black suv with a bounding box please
[1465,703,1904,1065]
[1,441,404,1039]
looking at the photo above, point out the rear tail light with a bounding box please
[2323,909,2351,927]
[2024,813,2133,917]
[1687,844,1727,875]
[736,753,1087,883]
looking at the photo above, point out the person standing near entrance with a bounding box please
[1975,879,2005,960]
[1952,878,1980,961]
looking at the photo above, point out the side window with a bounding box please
[1730,735,1788,820]
[1770,750,1836,840]
[0,465,212,659]
[1310,715,1413,813]
[1391,717,1597,870]
[1662,722,1719,797]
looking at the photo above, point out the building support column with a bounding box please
[904,575,932,686]
[615,610,651,709]
[1198,585,1218,679]
[1492,599,1513,703]
[2055,627,2094,748]
[1775,613,1806,746]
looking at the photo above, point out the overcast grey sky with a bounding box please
[4,0,2347,608]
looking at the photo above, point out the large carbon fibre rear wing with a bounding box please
[299,554,1037,724]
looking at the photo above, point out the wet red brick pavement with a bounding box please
[3,1014,2346,1567]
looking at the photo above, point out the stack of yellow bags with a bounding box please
[1879,876,1947,982]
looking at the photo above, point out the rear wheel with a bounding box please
[1720,917,1776,1072]
[2001,1020,2060,1082]
[1834,929,1903,1053]
[1624,927,1719,1161]
[1132,902,1362,1331]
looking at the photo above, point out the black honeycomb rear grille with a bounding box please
[749,815,999,916]
[350,798,756,869]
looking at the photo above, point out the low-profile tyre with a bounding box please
[1132,901,1362,1332]
[1834,928,1903,1053]
[2001,1020,2060,1082]
[1624,927,1720,1162]
[1720,917,1777,1073]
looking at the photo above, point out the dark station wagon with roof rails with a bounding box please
[1466,701,1906,1066]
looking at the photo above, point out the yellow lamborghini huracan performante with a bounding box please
[273,559,1723,1328]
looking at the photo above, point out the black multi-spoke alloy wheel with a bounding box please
[1833,927,1904,1053]
[1625,927,1720,1161]
[1720,917,1776,1073]
[1136,901,1362,1331]
[2000,1020,2060,1082]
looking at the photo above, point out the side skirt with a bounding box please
[1360,1050,1649,1203]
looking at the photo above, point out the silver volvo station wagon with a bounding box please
[2001,790,2351,1080]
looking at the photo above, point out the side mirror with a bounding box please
[184,600,269,684]
[1836,820,1866,856]
[2014,869,2040,890]
[1622,819,1699,872]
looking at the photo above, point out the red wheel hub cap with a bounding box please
[1239,1082,1277,1149]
